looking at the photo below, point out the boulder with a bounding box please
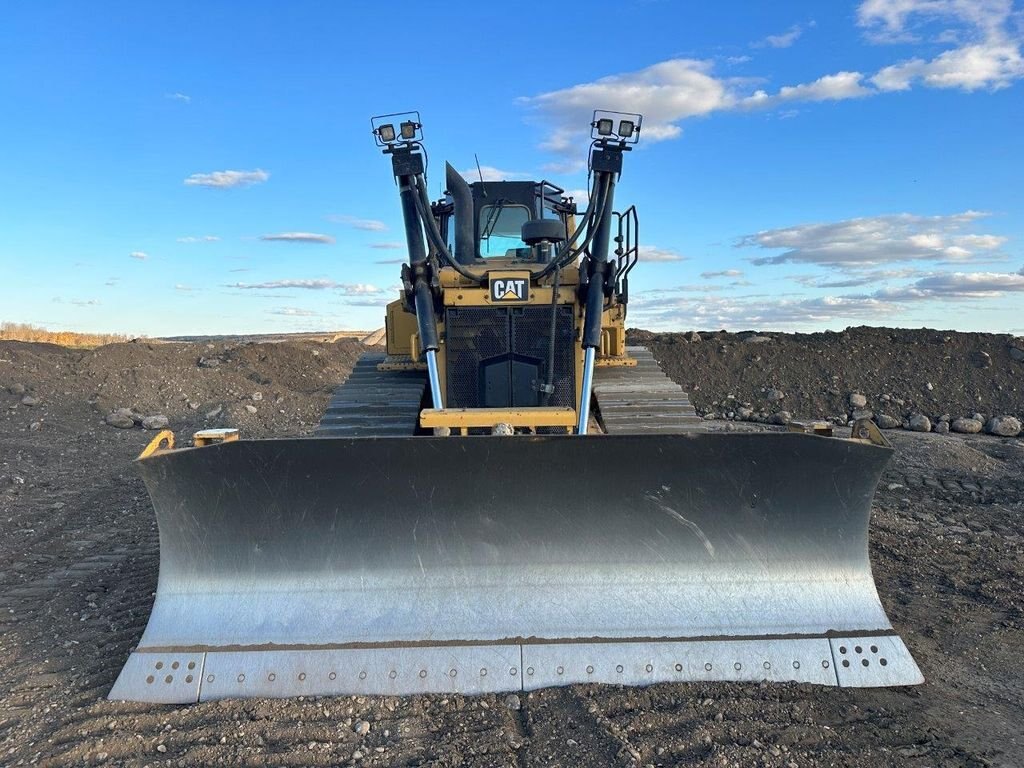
[849,393,868,409]
[769,411,792,426]
[875,414,901,429]
[907,413,932,432]
[141,415,169,430]
[985,416,1022,437]
[105,412,135,429]
[951,417,983,434]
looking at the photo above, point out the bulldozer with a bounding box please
[109,111,922,703]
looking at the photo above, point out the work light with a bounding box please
[400,121,418,140]
[618,120,635,138]
[595,118,614,136]
[377,124,396,143]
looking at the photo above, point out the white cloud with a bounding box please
[793,268,926,288]
[754,23,811,49]
[460,166,529,182]
[743,71,873,108]
[631,293,897,330]
[374,258,406,265]
[860,0,1024,91]
[370,242,404,250]
[521,58,733,156]
[876,270,1024,299]
[129,251,148,260]
[228,279,381,294]
[165,92,191,103]
[639,245,686,262]
[739,211,1005,267]
[70,298,101,307]
[269,307,319,317]
[871,41,1024,91]
[700,269,744,279]
[259,232,335,244]
[174,284,193,292]
[177,235,220,243]
[184,169,269,188]
[327,215,388,231]
[857,0,1014,41]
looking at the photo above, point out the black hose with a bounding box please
[541,263,561,406]
[535,173,613,280]
[412,175,485,284]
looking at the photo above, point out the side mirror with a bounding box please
[521,219,567,245]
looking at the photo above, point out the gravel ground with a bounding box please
[1,333,1022,767]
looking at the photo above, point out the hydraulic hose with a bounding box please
[541,264,561,406]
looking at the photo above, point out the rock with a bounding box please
[849,393,867,408]
[851,409,873,421]
[105,412,135,429]
[20,395,39,406]
[875,414,900,429]
[684,331,701,343]
[29,421,41,432]
[769,411,792,425]
[986,415,1022,437]
[926,382,934,391]
[198,356,221,368]
[951,417,983,434]
[252,391,263,401]
[1010,346,1024,362]
[503,693,522,711]
[908,413,932,432]
[766,388,785,402]
[9,383,26,395]
[744,335,772,343]
[353,720,370,736]
[141,415,169,430]
[736,406,754,421]
[972,350,992,368]
[205,405,223,419]
[934,420,950,434]
[156,744,167,753]
[244,404,258,414]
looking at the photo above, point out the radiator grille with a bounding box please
[444,305,576,409]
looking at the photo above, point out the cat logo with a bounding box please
[489,273,530,303]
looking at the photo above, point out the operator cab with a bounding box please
[433,165,577,265]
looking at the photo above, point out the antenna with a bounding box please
[474,153,487,197]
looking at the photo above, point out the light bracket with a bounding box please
[371,111,423,147]
[591,110,643,144]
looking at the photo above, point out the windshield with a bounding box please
[478,203,530,258]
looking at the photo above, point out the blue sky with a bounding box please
[1,0,1022,336]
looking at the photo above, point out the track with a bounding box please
[318,346,701,438]
[315,353,425,437]
[593,346,702,434]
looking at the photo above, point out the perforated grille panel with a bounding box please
[444,306,576,409]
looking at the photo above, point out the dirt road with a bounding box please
[1,334,1022,767]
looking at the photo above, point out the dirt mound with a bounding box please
[0,338,365,439]
[630,326,1024,430]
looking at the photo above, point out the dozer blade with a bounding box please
[110,432,922,703]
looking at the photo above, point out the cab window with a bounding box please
[478,203,531,258]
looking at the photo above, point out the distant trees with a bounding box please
[0,322,133,348]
